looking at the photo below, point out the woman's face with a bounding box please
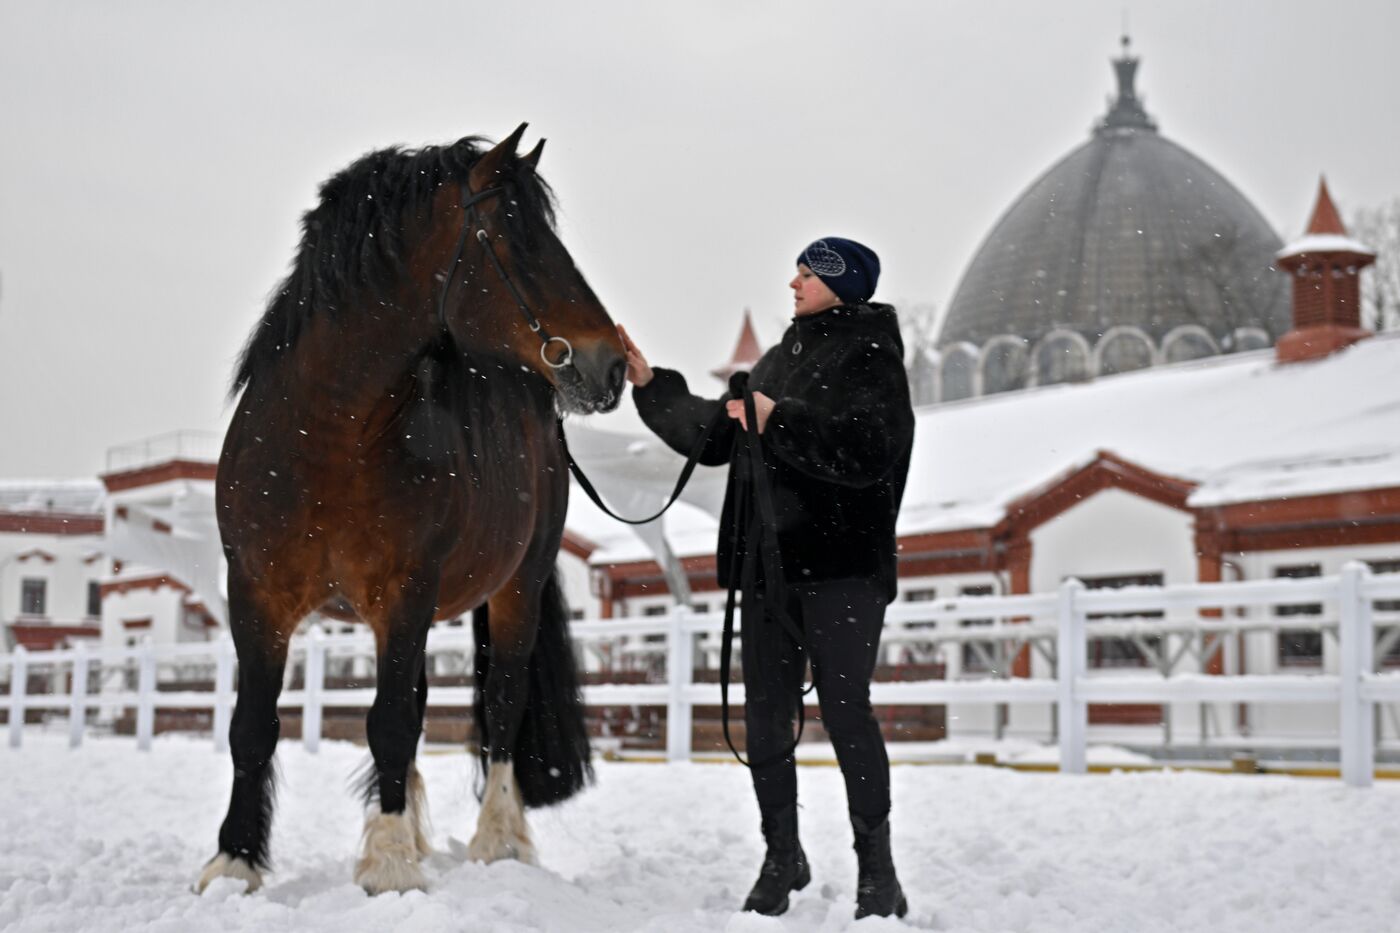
[790,264,842,316]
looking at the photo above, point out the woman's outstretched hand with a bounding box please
[617,324,654,388]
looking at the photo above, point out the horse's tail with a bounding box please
[472,567,593,808]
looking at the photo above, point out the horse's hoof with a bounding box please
[467,761,537,865]
[465,828,537,866]
[193,852,263,894]
[355,812,429,894]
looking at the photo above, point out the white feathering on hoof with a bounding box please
[355,811,429,895]
[405,763,433,859]
[194,852,263,894]
[466,760,537,865]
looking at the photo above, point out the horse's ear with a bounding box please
[468,123,529,190]
[521,138,546,171]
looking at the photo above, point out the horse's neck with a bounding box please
[279,308,436,426]
[281,310,556,437]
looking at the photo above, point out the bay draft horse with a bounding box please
[196,125,625,895]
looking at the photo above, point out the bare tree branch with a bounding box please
[896,301,939,360]
[1351,198,1400,332]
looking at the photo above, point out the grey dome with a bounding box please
[939,51,1289,353]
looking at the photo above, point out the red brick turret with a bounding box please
[1275,178,1376,363]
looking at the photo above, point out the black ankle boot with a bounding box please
[742,804,811,916]
[852,813,908,919]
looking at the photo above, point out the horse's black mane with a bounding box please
[231,136,557,395]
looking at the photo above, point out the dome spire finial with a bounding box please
[1099,34,1158,134]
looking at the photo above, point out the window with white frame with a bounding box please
[894,586,939,664]
[20,578,47,616]
[86,581,101,618]
[1079,572,1164,669]
[641,604,668,642]
[959,584,996,673]
[1369,559,1400,613]
[903,588,938,637]
[1273,564,1324,667]
[1368,559,1400,665]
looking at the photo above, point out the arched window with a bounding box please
[907,348,940,406]
[1161,325,1220,364]
[1029,329,1092,386]
[938,343,980,402]
[1230,327,1271,352]
[979,336,1030,395]
[1093,326,1158,376]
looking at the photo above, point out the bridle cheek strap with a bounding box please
[436,183,574,370]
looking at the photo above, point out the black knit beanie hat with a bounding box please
[796,237,881,304]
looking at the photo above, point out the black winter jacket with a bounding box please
[633,303,915,603]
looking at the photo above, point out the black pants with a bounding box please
[742,576,890,823]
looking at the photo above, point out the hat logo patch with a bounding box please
[804,240,847,277]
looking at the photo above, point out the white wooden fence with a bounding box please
[4,563,1400,787]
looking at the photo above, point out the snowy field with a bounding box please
[5,734,1400,932]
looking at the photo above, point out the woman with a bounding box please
[618,237,914,919]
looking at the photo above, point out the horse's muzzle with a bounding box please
[560,343,626,414]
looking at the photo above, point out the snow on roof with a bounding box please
[1276,233,1375,261]
[0,479,105,514]
[1187,448,1400,508]
[902,333,1400,533]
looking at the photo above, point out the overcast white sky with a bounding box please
[1,0,1396,479]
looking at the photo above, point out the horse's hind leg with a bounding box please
[196,571,297,893]
[354,574,435,895]
[467,586,540,865]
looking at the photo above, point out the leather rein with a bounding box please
[437,184,813,768]
[566,372,816,770]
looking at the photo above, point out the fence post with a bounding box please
[666,606,694,763]
[1057,579,1087,775]
[1339,562,1374,788]
[8,645,28,749]
[212,634,235,756]
[136,637,156,751]
[69,641,89,749]
[303,625,325,754]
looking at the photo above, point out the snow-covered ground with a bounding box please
[5,732,1400,932]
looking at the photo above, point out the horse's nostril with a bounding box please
[608,359,626,393]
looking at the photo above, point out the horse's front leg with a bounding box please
[467,582,541,865]
[354,571,436,894]
[195,570,298,894]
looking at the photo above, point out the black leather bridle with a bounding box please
[436,182,574,370]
